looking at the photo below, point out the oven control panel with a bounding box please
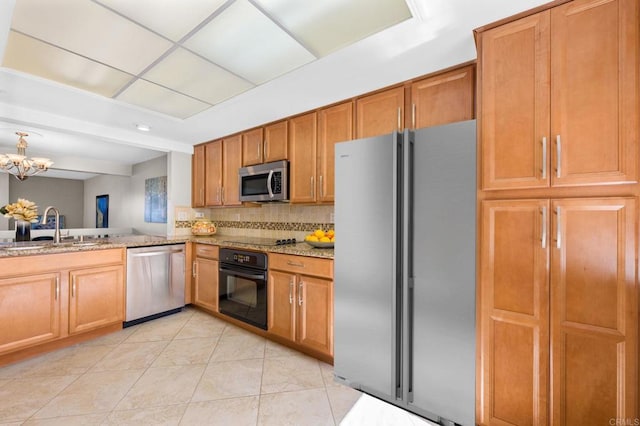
[220,248,267,270]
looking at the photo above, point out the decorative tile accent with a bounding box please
[176,220,334,232]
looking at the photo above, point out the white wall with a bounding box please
[167,151,191,237]
[130,155,168,236]
[83,174,131,228]
[9,175,84,227]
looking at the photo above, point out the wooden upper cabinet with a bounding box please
[480,0,639,190]
[192,145,206,207]
[317,101,353,203]
[479,199,550,426]
[264,120,288,163]
[550,0,638,187]
[411,65,475,129]
[289,112,317,203]
[242,127,264,166]
[356,86,404,138]
[222,134,242,206]
[550,197,637,425]
[479,11,551,190]
[204,140,223,206]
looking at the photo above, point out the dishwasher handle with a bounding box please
[129,249,184,258]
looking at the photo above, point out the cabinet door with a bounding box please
[204,140,223,206]
[242,127,264,166]
[0,273,61,354]
[268,270,296,341]
[411,65,475,129]
[550,198,637,424]
[478,200,549,426]
[222,134,242,206]
[356,86,404,138]
[550,0,638,186]
[192,145,205,207]
[289,112,318,203]
[297,275,333,356]
[479,11,551,190]
[193,257,219,313]
[264,120,288,162]
[68,265,124,335]
[317,101,353,203]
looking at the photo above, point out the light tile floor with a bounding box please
[0,308,363,425]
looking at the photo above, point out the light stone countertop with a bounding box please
[0,234,334,259]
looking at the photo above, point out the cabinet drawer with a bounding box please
[269,253,333,278]
[195,244,219,260]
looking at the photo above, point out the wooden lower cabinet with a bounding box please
[268,254,333,357]
[192,244,219,313]
[68,265,124,335]
[0,249,125,359]
[478,197,638,425]
[0,273,61,354]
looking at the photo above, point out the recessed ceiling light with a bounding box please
[136,123,151,132]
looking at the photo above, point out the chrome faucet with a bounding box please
[41,206,61,244]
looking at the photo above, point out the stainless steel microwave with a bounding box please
[238,160,289,202]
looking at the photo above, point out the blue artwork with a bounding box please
[31,215,65,230]
[145,176,167,223]
[96,194,109,228]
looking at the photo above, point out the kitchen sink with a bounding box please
[4,245,46,251]
[70,242,100,247]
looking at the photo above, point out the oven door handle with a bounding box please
[219,266,265,280]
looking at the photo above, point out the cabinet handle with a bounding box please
[411,103,416,129]
[298,281,303,306]
[556,135,561,178]
[55,276,59,301]
[200,188,204,205]
[217,187,221,203]
[397,107,402,130]
[287,260,305,268]
[556,206,561,249]
[541,206,547,249]
[257,142,261,162]
[541,137,547,179]
[310,176,315,198]
[221,187,225,203]
[71,276,76,298]
[192,261,197,278]
[263,140,267,161]
[319,175,323,199]
[289,278,294,304]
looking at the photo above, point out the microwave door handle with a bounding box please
[267,170,275,199]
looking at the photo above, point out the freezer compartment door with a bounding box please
[334,132,402,401]
[409,121,476,425]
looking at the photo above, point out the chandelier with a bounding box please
[0,132,53,181]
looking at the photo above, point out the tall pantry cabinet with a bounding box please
[476,0,639,425]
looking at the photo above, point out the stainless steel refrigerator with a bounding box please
[334,120,476,426]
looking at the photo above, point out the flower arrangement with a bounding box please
[0,198,39,223]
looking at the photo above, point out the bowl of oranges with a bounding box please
[304,229,335,248]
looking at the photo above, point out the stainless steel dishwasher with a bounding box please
[125,244,185,327]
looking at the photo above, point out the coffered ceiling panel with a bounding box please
[183,0,316,84]
[142,47,254,105]
[10,0,173,75]
[95,0,228,42]
[3,31,132,97]
[254,0,412,57]
[116,79,210,119]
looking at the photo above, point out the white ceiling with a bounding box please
[0,0,550,180]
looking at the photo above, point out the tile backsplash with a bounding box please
[173,204,334,241]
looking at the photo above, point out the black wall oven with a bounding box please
[218,248,268,330]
